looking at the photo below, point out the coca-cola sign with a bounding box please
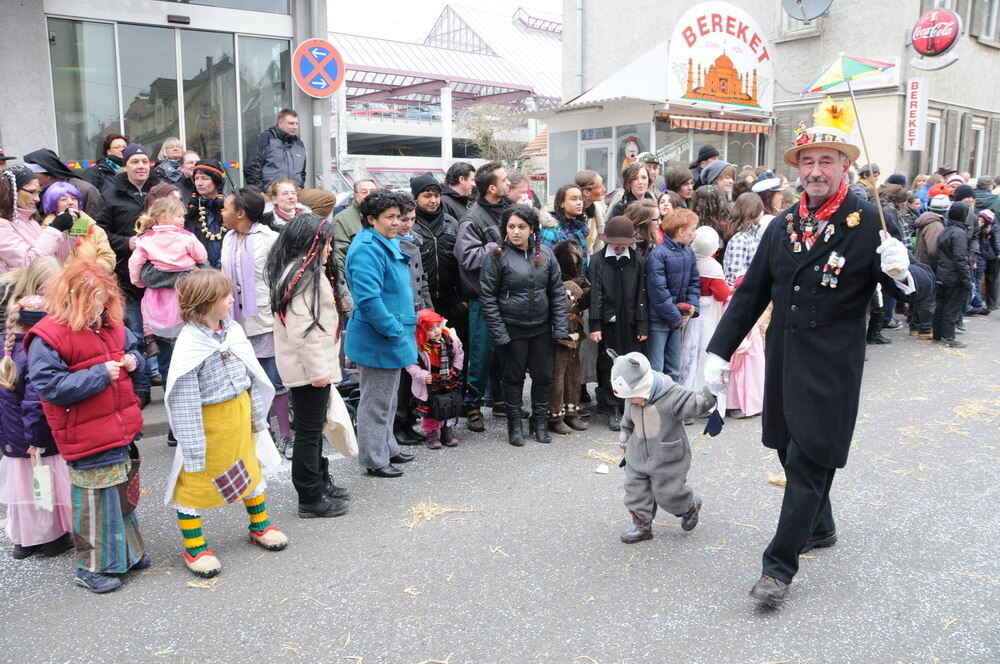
[911,9,961,57]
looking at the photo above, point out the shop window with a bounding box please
[118,24,180,159]
[727,134,759,171]
[239,36,292,171]
[654,125,691,170]
[981,0,1000,41]
[923,120,941,174]
[47,18,120,163]
[181,30,239,181]
[615,124,649,179]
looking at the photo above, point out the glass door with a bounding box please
[181,29,239,183]
[580,140,612,190]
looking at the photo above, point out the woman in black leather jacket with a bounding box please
[480,204,568,446]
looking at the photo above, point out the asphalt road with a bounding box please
[1,314,997,664]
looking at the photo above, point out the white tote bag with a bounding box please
[31,449,54,512]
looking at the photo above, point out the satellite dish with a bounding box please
[782,0,833,22]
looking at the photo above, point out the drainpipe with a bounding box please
[576,0,584,94]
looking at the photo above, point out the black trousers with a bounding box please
[984,258,999,309]
[502,331,554,409]
[595,338,619,410]
[394,369,415,428]
[762,439,836,584]
[289,384,331,505]
[933,282,966,340]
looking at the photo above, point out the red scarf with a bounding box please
[798,180,848,222]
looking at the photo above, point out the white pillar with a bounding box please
[441,85,453,162]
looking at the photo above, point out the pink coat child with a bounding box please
[127,199,207,338]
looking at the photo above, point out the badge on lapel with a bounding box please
[820,251,845,288]
[846,211,861,228]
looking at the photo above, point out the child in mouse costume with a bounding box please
[164,269,284,578]
[612,351,716,544]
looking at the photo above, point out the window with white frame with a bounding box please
[780,2,823,35]
[982,0,1000,41]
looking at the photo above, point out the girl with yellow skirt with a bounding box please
[164,269,285,577]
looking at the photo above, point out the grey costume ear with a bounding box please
[628,358,640,368]
[606,348,619,361]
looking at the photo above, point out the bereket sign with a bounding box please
[667,2,775,112]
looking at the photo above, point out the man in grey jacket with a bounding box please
[612,352,713,544]
[244,109,334,218]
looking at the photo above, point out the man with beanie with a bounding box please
[97,142,160,406]
[23,148,106,220]
[689,144,719,190]
[637,152,664,192]
[410,172,465,343]
[885,173,907,187]
[612,351,714,544]
[858,163,880,189]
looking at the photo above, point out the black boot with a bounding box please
[866,312,891,345]
[531,404,552,443]
[505,403,524,446]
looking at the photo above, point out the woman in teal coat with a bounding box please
[345,189,418,477]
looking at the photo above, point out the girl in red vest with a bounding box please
[26,260,148,594]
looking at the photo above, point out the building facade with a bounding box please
[551,0,1000,189]
[0,0,330,189]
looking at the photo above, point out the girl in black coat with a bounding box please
[480,204,568,446]
[933,202,972,347]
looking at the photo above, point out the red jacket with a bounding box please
[24,317,143,461]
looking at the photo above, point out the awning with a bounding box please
[667,114,771,134]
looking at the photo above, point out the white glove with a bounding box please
[703,352,731,395]
[876,230,909,279]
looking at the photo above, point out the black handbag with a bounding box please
[428,388,463,421]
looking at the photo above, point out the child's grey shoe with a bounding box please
[680,499,702,531]
[620,512,653,543]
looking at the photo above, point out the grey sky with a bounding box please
[328,0,564,41]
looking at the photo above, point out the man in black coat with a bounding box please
[440,161,476,222]
[704,130,934,608]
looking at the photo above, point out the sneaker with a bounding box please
[167,430,177,447]
[942,338,967,348]
[41,533,73,557]
[276,436,294,460]
[491,402,507,418]
[680,499,702,531]
[884,320,903,329]
[298,497,349,518]
[955,320,966,331]
[75,569,123,594]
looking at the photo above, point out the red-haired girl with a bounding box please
[406,309,464,449]
[26,260,148,593]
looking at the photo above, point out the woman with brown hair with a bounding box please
[665,167,695,208]
[623,199,661,257]
[609,162,656,218]
[723,193,765,285]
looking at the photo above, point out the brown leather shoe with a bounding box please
[749,575,789,607]
[800,531,837,554]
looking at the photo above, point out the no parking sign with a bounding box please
[292,38,344,98]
